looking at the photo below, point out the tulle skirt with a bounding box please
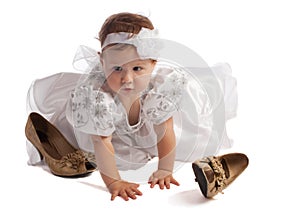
[26,62,237,172]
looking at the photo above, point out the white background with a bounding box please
[0,0,299,219]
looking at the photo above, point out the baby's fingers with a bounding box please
[111,191,119,201]
[170,177,180,186]
[120,190,129,201]
[110,189,129,201]
[159,178,167,189]
[165,178,171,189]
[132,187,143,196]
[148,177,159,188]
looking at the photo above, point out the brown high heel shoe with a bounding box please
[25,112,96,177]
[192,153,249,198]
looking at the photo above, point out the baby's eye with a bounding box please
[113,66,122,72]
[133,66,142,71]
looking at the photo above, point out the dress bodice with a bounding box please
[66,66,188,138]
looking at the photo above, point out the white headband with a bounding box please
[101,28,161,59]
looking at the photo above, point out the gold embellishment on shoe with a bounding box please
[60,150,85,170]
[209,157,226,194]
[83,151,96,164]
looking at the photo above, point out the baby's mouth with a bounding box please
[120,86,135,93]
[122,85,134,90]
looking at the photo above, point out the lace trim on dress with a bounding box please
[143,67,188,124]
[70,84,115,135]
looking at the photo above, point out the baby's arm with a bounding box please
[91,135,142,201]
[149,117,180,189]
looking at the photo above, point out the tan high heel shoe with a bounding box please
[25,112,96,177]
[192,153,249,198]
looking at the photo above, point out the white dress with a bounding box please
[26,60,237,172]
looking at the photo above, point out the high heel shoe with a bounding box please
[25,112,96,177]
[192,153,248,198]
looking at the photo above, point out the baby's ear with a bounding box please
[98,52,104,65]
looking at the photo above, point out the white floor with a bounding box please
[1,1,299,219]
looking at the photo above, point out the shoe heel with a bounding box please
[192,163,208,197]
[26,140,43,165]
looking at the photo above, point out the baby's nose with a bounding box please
[122,71,134,83]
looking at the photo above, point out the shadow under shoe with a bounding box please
[192,153,249,198]
[25,112,96,177]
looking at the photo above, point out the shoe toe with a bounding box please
[85,161,97,172]
[221,153,249,185]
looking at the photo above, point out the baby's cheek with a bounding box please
[135,77,151,91]
[106,77,120,92]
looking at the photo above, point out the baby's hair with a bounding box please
[98,12,154,47]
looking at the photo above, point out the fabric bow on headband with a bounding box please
[73,28,162,73]
[101,28,161,60]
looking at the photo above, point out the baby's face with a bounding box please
[101,44,155,97]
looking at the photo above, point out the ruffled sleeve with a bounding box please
[67,84,116,136]
[143,68,188,124]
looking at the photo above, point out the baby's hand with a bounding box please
[107,180,143,201]
[148,169,180,189]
